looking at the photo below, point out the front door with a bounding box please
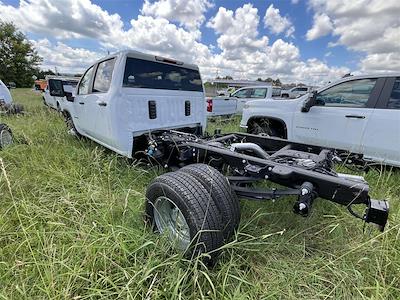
[83,58,116,146]
[74,65,94,134]
[293,78,380,153]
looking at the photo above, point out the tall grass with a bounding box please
[0,89,398,299]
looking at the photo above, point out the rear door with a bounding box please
[361,77,400,165]
[293,78,382,153]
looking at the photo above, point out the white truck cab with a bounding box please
[207,85,279,117]
[49,50,206,158]
[241,74,400,167]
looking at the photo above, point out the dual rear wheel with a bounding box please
[145,164,240,261]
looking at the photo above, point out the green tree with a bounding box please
[34,69,55,80]
[273,78,282,86]
[0,22,42,87]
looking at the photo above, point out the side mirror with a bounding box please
[49,79,65,97]
[301,91,318,112]
[65,92,75,102]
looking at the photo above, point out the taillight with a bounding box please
[206,98,213,112]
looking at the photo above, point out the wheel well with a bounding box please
[248,117,287,139]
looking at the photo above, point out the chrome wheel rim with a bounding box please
[0,129,12,148]
[154,196,191,251]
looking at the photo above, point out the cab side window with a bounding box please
[387,78,400,109]
[250,88,267,98]
[78,66,94,95]
[316,79,377,107]
[93,58,116,93]
[232,89,250,98]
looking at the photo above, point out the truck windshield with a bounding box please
[123,57,203,92]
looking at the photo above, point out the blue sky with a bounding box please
[0,0,398,84]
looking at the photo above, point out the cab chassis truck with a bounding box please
[50,51,390,262]
[143,130,389,261]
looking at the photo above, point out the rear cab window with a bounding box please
[123,57,203,92]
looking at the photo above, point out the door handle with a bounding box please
[78,102,84,105]
[345,115,365,119]
[97,101,107,107]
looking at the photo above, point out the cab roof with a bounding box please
[93,49,200,71]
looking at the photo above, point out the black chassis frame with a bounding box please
[145,130,389,231]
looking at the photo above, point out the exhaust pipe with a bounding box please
[230,142,270,159]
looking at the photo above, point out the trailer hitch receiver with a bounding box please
[293,182,316,217]
[365,199,389,232]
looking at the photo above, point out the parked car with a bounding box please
[206,85,279,117]
[44,77,79,111]
[0,80,13,105]
[48,50,206,157]
[6,82,16,89]
[0,123,13,149]
[241,74,400,167]
[281,86,314,98]
[0,80,23,114]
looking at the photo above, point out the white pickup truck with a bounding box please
[241,74,400,167]
[48,50,206,157]
[206,85,282,117]
[281,86,314,99]
[44,77,79,111]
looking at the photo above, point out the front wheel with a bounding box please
[64,113,81,138]
[248,120,278,136]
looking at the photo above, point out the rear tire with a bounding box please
[180,164,240,240]
[0,124,13,149]
[145,171,224,261]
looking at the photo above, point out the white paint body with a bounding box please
[0,80,12,104]
[241,74,400,167]
[64,50,206,158]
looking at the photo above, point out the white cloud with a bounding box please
[31,39,103,73]
[206,4,347,82]
[291,0,300,4]
[0,0,124,39]
[0,0,350,84]
[118,16,212,64]
[207,4,269,60]
[306,13,332,40]
[264,4,295,37]
[307,0,400,73]
[141,0,213,31]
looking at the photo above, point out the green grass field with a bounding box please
[0,89,399,299]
